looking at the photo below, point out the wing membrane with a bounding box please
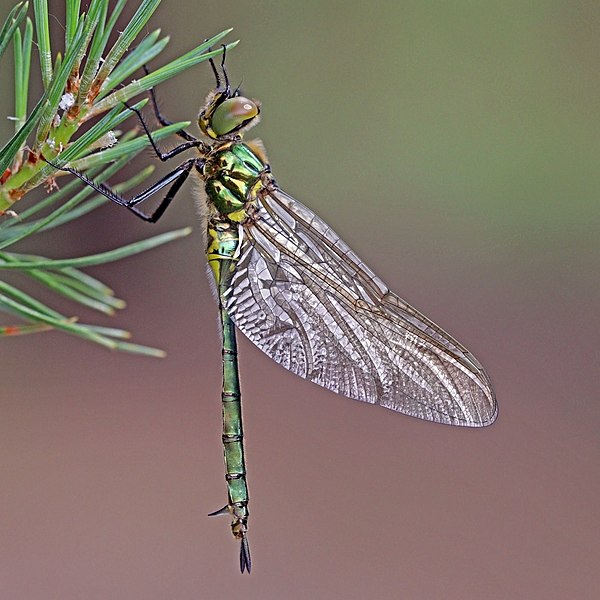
[223,187,497,426]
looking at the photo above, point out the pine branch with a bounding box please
[0,0,234,353]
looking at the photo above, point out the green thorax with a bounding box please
[203,142,266,222]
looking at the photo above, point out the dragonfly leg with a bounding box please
[208,44,230,92]
[142,65,199,143]
[125,101,206,161]
[43,156,200,223]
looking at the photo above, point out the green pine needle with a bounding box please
[0,0,232,354]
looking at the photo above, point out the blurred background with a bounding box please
[1,1,598,598]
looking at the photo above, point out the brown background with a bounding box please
[1,1,598,598]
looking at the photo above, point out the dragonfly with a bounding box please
[48,50,498,573]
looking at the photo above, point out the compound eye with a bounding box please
[211,97,258,136]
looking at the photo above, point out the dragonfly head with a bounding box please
[199,45,261,140]
[199,92,260,140]
[199,46,260,140]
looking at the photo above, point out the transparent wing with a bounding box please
[224,187,497,426]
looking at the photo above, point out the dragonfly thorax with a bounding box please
[204,142,267,221]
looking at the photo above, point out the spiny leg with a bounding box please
[125,101,204,162]
[44,156,201,223]
[42,78,209,223]
[143,65,198,143]
[208,45,244,101]
[209,44,230,92]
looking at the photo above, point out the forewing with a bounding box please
[223,188,497,426]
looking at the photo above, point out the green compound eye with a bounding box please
[210,97,259,136]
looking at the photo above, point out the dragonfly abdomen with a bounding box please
[207,219,251,572]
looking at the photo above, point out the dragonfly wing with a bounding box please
[225,187,497,427]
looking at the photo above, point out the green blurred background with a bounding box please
[1,1,598,598]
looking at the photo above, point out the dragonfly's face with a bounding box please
[199,91,260,141]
